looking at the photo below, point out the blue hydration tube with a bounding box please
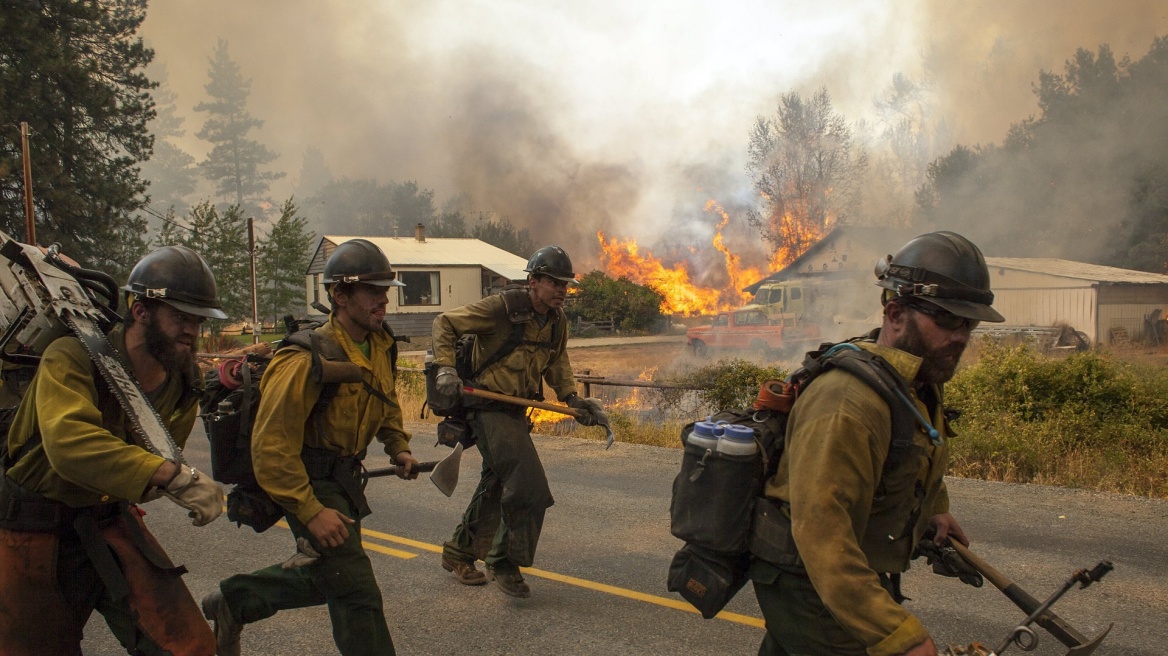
[821,343,943,446]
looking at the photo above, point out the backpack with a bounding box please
[202,316,400,532]
[424,288,559,447]
[667,337,926,619]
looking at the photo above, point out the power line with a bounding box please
[140,203,194,234]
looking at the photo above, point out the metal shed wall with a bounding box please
[1096,283,1168,344]
[986,268,1099,342]
[987,266,1168,344]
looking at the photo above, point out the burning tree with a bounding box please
[746,87,867,267]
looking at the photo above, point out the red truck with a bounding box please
[686,308,820,357]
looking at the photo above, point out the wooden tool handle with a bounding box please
[461,386,582,418]
[950,541,1014,591]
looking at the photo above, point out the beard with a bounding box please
[144,314,196,372]
[893,315,967,385]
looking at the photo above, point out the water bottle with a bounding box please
[424,349,435,365]
[685,416,722,450]
[717,423,757,456]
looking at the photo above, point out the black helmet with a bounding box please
[524,245,577,285]
[322,239,405,287]
[122,246,228,320]
[875,231,1005,323]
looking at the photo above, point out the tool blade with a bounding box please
[430,443,463,497]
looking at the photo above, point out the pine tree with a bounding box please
[295,146,333,200]
[194,39,283,215]
[175,201,249,322]
[0,0,155,273]
[139,68,197,217]
[257,198,314,323]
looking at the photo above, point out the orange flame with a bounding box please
[597,232,723,316]
[597,201,782,315]
[760,192,835,270]
[706,200,764,307]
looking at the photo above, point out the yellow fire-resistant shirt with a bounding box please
[251,316,411,525]
[432,292,576,401]
[5,325,200,506]
[763,341,952,656]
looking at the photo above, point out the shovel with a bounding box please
[461,386,617,449]
[951,541,1112,655]
[365,443,463,497]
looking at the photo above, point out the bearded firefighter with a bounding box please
[0,245,227,655]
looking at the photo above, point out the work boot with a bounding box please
[442,555,487,586]
[487,564,531,598]
[201,589,242,656]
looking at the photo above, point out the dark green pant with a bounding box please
[750,560,870,656]
[443,408,553,570]
[220,480,393,656]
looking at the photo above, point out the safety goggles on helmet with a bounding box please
[333,270,403,287]
[908,301,980,332]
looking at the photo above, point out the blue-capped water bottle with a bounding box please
[716,423,757,456]
[685,417,722,450]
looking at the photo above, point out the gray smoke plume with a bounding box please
[139,1,1168,271]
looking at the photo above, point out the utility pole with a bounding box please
[248,217,260,345]
[20,122,35,244]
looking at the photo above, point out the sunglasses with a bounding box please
[910,303,979,332]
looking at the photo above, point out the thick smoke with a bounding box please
[138,1,1168,269]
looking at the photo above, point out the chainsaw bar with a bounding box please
[62,312,186,464]
[0,237,186,465]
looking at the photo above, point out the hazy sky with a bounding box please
[139,1,1168,261]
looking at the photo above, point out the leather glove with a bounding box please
[566,394,608,427]
[435,366,462,398]
[281,537,323,569]
[913,539,984,587]
[161,465,225,527]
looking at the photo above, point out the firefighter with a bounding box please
[201,239,418,656]
[0,245,227,655]
[751,232,1006,656]
[434,245,607,598]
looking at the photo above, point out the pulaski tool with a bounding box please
[461,386,616,448]
[365,443,463,497]
[950,541,1113,656]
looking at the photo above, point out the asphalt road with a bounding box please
[81,422,1165,655]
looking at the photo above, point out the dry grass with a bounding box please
[395,339,1168,498]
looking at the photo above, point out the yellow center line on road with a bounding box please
[271,520,421,560]
[268,520,764,628]
[358,526,764,629]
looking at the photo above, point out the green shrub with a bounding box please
[660,358,788,412]
[947,343,1168,496]
[570,271,665,333]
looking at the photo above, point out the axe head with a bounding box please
[1065,624,1112,656]
[429,443,463,497]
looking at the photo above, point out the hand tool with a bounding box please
[365,443,463,497]
[462,386,617,448]
[951,541,1112,656]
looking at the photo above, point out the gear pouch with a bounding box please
[436,417,476,449]
[667,543,750,619]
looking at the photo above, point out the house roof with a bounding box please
[310,236,530,280]
[743,225,916,293]
[985,257,1168,284]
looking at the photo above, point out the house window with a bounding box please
[397,271,441,306]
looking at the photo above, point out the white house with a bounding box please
[304,225,530,336]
